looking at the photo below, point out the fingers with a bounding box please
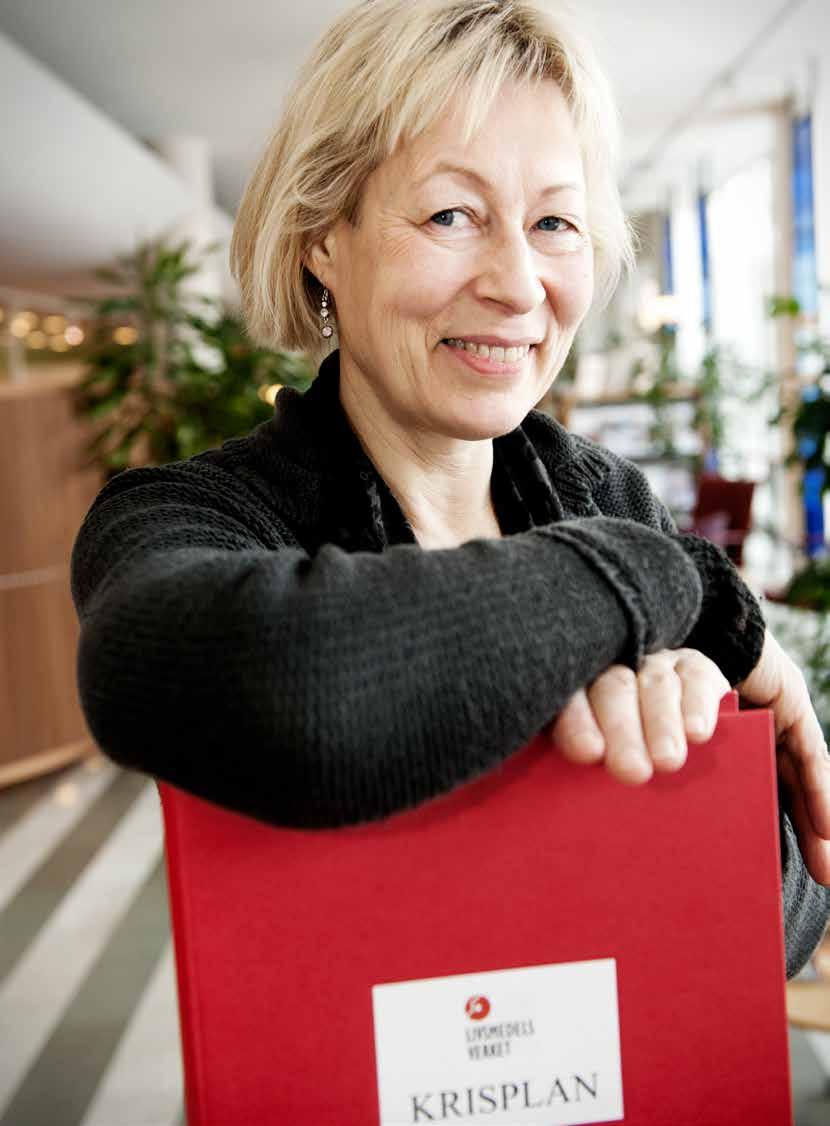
[783,706,830,842]
[551,648,732,786]
[761,652,830,841]
[587,664,652,785]
[590,651,727,783]
[673,649,731,744]
[635,654,687,771]
[549,688,605,764]
[778,748,830,888]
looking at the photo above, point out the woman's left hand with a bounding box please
[547,634,830,888]
[735,628,830,887]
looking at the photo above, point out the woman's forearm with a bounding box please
[71,463,704,829]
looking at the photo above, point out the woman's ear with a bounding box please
[305,227,340,293]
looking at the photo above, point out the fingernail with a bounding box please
[620,753,653,784]
[686,715,708,739]
[572,732,604,757]
[652,736,681,765]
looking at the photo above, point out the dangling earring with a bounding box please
[320,288,334,339]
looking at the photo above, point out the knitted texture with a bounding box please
[576,435,767,683]
[70,349,830,976]
[671,532,767,686]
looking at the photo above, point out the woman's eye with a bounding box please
[429,209,467,227]
[427,210,578,235]
[536,215,573,233]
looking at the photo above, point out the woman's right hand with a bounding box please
[546,646,731,784]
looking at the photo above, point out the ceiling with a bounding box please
[0,0,826,293]
[2,0,825,205]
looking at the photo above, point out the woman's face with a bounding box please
[311,78,595,440]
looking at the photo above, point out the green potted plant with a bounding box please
[629,325,684,457]
[70,237,315,479]
[767,295,830,501]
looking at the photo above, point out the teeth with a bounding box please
[444,339,531,361]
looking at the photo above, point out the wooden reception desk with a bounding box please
[0,366,104,786]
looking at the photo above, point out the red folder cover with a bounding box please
[159,692,792,1125]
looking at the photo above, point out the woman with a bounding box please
[71,0,830,977]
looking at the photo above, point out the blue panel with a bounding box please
[803,465,825,557]
[792,116,822,552]
[661,213,674,295]
[792,115,818,317]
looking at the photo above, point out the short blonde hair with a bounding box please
[230,0,634,360]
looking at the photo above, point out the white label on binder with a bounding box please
[372,958,623,1125]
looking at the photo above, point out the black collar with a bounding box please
[252,349,610,552]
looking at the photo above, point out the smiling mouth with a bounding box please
[442,338,534,362]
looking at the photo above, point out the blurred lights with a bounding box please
[4,308,87,351]
[259,383,283,406]
[113,325,138,345]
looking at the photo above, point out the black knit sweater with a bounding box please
[70,349,830,977]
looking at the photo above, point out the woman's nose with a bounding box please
[473,230,546,314]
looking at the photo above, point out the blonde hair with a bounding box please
[230,0,634,360]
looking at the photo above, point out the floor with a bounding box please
[0,755,828,1126]
[0,757,184,1126]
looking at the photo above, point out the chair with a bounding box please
[681,473,756,567]
[159,693,792,1125]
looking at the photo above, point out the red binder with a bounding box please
[159,692,793,1125]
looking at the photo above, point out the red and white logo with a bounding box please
[465,995,491,1021]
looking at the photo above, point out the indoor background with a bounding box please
[1,1,829,1123]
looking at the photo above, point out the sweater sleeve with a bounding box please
[70,460,703,830]
[584,436,766,686]
[654,496,766,685]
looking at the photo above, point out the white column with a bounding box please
[771,102,804,551]
[152,135,223,312]
[670,180,705,378]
